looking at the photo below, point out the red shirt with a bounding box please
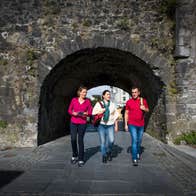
[68,97,92,124]
[125,97,148,126]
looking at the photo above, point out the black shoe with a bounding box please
[107,152,112,161]
[102,155,107,163]
[71,157,78,164]
[78,161,84,167]
[132,159,138,166]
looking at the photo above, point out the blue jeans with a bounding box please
[70,122,87,161]
[98,124,114,156]
[128,124,144,160]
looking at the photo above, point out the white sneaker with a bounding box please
[71,157,78,164]
[78,161,84,167]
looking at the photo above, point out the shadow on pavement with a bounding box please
[112,144,123,158]
[0,170,24,189]
[84,146,100,162]
[127,146,145,154]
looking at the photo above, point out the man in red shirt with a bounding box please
[125,87,149,166]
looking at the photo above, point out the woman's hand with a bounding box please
[98,108,105,114]
[72,112,78,116]
[114,121,118,132]
[115,124,118,132]
[83,112,88,116]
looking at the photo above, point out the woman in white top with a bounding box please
[92,90,119,163]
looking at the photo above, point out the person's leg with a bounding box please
[98,124,107,162]
[137,126,144,158]
[106,125,114,161]
[77,124,87,162]
[70,122,78,158]
[128,125,137,161]
[106,125,114,153]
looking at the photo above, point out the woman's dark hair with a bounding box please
[77,86,87,97]
[102,90,110,99]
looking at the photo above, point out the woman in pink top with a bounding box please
[68,86,92,167]
[125,86,149,166]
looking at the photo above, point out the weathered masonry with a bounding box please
[0,0,195,148]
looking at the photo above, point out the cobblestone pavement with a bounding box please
[0,130,195,196]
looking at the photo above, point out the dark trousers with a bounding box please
[70,122,86,161]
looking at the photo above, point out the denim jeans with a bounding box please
[70,122,87,161]
[128,124,144,160]
[98,124,114,156]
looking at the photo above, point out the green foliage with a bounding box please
[0,120,8,129]
[72,22,78,30]
[174,131,196,145]
[116,18,130,31]
[90,95,102,106]
[82,19,92,27]
[43,0,61,15]
[26,50,37,65]
[168,81,178,95]
[159,0,177,18]
[0,57,8,66]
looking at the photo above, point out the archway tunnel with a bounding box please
[38,47,165,145]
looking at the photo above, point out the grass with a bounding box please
[0,120,8,129]
[174,131,196,145]
[116,18,130,31]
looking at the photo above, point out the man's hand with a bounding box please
[125,124,128,132]
[140,105,146,111]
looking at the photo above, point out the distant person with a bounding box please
[124,87,149,166]
[121,105,126,130]
[68,86,92,167]
[92,90,119,163]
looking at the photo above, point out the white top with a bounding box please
[92,101,119,125]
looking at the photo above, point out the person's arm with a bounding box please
[140,98,149,112]
[114,120,118,132]
[114,108,119,132]
[83,99,93,116]
[68,98,78,116]
[124,109,129,132]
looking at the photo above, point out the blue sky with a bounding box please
[87,85,111,98]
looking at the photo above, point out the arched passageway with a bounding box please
[38,47,165,145]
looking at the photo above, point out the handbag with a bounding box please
[91,102,104,127]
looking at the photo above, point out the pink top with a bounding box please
[125,97,149,126]
[68,97,92,124]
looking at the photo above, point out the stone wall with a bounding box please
[166,0,196,141]
[0,0,195,148]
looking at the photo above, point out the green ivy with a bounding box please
[159,0,177,18]
[116,18,130,31]
[0,120,8,129]
[174,131,196,145]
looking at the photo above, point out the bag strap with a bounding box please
[99,101,104,108]
[140,97,143,105]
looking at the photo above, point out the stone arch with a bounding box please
[38,35,170,145]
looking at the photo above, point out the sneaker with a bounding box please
[70,157,78,164]
[132,159,138,166]
[78,161,84,167]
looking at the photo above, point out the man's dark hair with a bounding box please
[131,86,141,92]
